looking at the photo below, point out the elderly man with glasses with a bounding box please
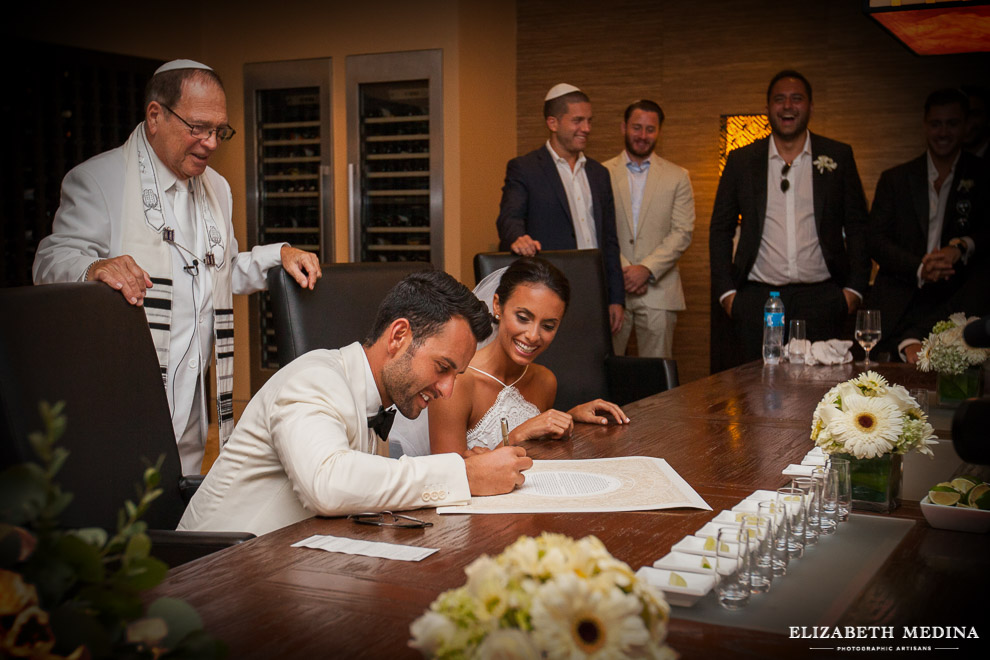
[709,69,870,367]
[33,59,321,475]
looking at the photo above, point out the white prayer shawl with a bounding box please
[120,124,235,447]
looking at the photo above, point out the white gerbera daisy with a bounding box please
[530,573,649,659]
[850,370,888,396]
[820,392,902,459]
[476,629,541,660]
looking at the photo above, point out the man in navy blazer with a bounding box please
[710,70,870,366]
[496,83,625,333]
[868,88,990,361]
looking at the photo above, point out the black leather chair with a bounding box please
[268,261,430,366]
[473,250,678,410]
[0,283,253,567]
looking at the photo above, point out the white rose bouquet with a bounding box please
[917,313,989,376]
[409,533,676,659]
[811,371,936,460]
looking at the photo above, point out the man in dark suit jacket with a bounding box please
[710,70,870,367]
[496,83,625,333]
[868,88,990,360]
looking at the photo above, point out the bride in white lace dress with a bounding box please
[390,257,627,456]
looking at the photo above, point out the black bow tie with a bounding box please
[367,405,396,441]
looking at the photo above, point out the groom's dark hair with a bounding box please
[365,270,493,347]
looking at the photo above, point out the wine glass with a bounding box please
[855,309,881,365]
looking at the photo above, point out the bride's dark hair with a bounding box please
[494,257,571,314]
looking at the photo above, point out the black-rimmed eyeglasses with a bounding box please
[162,103,236,142]
[348,511,433,529]
[780,163,791,193]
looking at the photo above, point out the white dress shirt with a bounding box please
[546,141,596,248]
[750,132,831,286]
[623,150,651,236]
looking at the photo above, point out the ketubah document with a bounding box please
[437,457,711,514]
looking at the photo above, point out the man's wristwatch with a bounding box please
[948,238,968,261]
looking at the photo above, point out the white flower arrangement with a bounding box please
[409,533,676,659]
[813,155,837,173]
[811,371,936,460]
[917,313,990,376]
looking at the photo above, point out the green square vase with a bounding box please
[835,453,902,513]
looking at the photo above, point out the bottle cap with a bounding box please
[770,291,780,297]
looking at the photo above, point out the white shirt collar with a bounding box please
[546,140,586,169]
[623,150,651,173]
[926,149,960,183]
[769,131,811,164]
[360,348,387,417]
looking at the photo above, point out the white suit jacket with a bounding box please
[604,152,695,311]
[178,343,471,536]
[32,141,282,472]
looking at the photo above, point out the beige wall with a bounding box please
[516,0,989,384]
[17,0,517,406]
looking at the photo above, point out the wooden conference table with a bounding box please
[150,362,989,658]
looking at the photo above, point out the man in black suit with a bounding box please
[496,83,625,333]
[868,88,990,361]
[710,70,870,366]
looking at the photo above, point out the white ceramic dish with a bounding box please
[730,500,763,514]
[635,566,714,607]
[920,496,990,533]
[653,550,717,575]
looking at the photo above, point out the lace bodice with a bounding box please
[465,366,541,450]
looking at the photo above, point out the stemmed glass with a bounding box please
[855,309,882,366]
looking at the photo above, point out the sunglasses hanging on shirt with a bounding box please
[780,163,791,193]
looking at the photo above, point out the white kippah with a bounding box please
[545,83,581,101]
[154,59,214,75]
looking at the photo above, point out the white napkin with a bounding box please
[782,464,816,477]
[291,534,438,561]
[803,339,854,365]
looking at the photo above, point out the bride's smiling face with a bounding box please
[492,283,566,365]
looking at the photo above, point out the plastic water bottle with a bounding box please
[763,292,785,364]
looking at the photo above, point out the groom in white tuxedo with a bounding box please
[180,270,532,536]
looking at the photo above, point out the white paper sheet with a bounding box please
[291,534,437,561]
[437,456,710,514]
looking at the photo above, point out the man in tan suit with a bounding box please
[605,100,695,358]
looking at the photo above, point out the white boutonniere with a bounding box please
[957,179,974,193]
[813,155,837,174]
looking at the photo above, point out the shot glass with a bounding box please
[814,466,838,536]
[740,513,773,593]
[776,487,806,559]
[828,457,852,522]
[788,319,807,363]
[715,527,751,610]
[759,500,789,577]
[792,477,821,547]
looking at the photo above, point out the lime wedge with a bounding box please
[975,491,990,511]
[701,557,712,569]
[703,536,716,552]
[966,483,989,506]
[928,486,961,506]
[669,572,688,587]
[951,477,979,494]
[719,541,731,553]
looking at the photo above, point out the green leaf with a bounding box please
[124,499,138,519]
[125,532,152,563]
[57,533,105,583]
[0,464,48,525]
[70,527,108,550]
[49,446,70,478]
[43,487,74,519]
[114,555,168,591]
[144,466,161,489]
[78,583,144,621]
[147,597,204,650]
